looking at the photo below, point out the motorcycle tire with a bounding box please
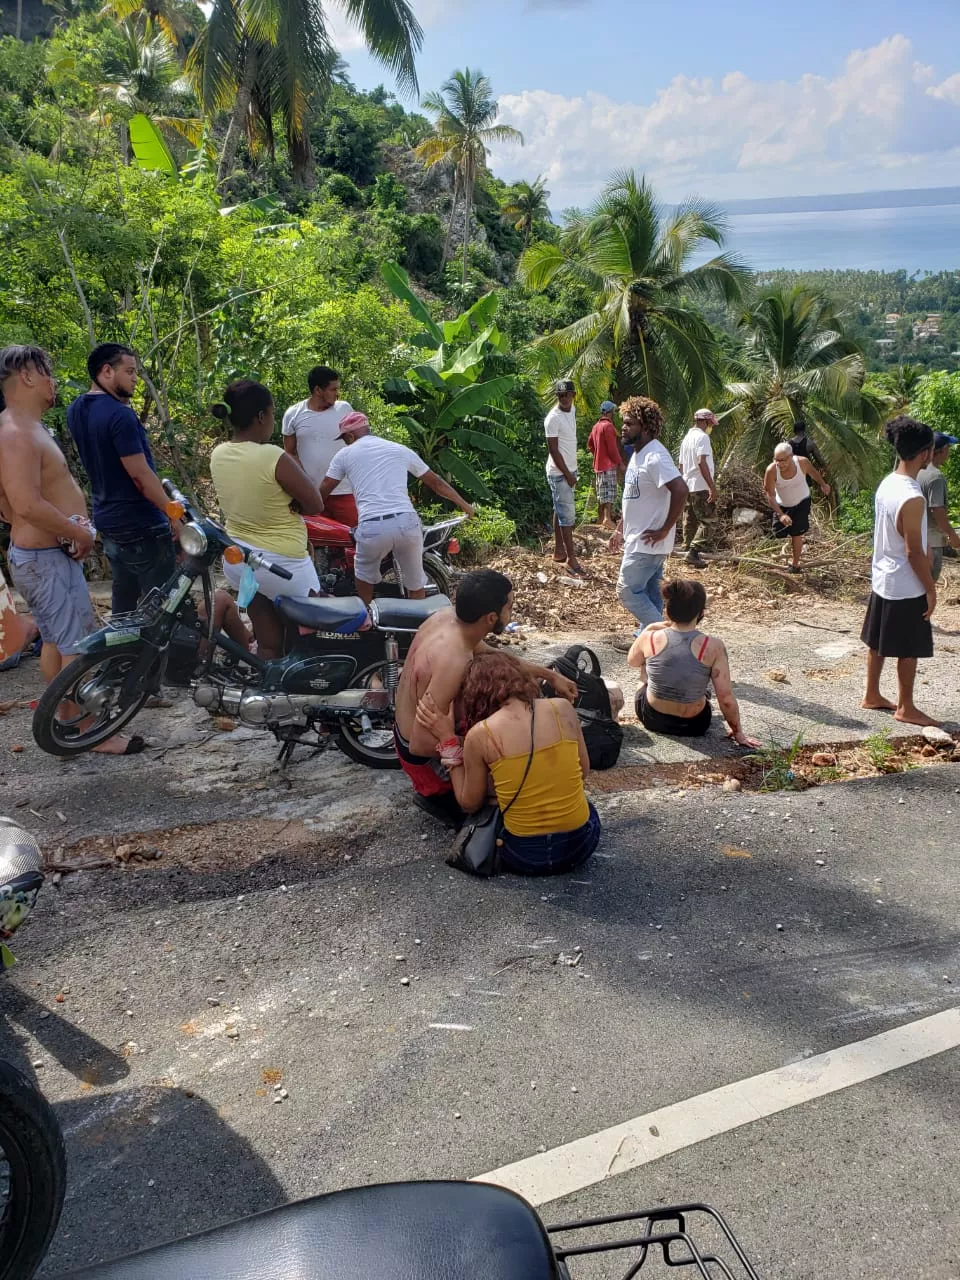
[336,659,403,770]
[32,645,155,757]
[0,1059,66,1280]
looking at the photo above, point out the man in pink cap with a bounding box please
[320,413,473,604]
[678,408,718,568]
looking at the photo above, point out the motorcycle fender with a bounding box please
[77,626,138,654]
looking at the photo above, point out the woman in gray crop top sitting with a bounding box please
[627,579,760,747]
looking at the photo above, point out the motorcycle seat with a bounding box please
[60,1179,560,1280]
[371,595,451,631]
[275,595,370,634]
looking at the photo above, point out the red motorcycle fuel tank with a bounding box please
[303,514,354,549]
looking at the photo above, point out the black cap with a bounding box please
[555,380,575,395]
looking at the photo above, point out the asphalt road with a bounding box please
[5,761,960,1278]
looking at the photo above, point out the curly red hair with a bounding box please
[460,652,540,729]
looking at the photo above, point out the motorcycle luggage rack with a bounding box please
[547,1202,761,1279]
[104,588,166,628]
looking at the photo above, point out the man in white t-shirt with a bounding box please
[281,365,357,526]
[544,379,584,575]
[610,396,688,628]
[861,415,938,726]
[678,408,718,567]
[321,413,473,605]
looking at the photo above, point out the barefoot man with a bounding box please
[0,345,141,754]
[394,569,577,825]
[861,415,939,727]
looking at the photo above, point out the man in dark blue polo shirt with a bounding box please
[67,343,177,613]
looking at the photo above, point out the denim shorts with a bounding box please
[500,802,601,876]
[547,472,578,527]
[6,545,97,655]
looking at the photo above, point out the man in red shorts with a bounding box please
[393,570,577,825]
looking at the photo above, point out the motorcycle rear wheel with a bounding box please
[32,646,155,757]
[0,1059,66,1280]
[336,659,403,770]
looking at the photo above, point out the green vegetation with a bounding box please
[749,733,806,792]
[0,4,958,548]
[864,729,895,771]
[725,286,884,489]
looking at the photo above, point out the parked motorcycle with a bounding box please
[305,511,465,598]
[47,1179,761,1278]
[32,483,450,769]
[0,817,68,1280]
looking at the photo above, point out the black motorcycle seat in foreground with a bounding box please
[59,1180,559,1280]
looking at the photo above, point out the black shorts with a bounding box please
[772,496,811,538]
[860,592,933,659]
[637,687,712,737]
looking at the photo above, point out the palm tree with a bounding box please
[101,0,204,55]
[501,175,550,249]
[190,0,423,185]
[416,68,523,284]
[518,170,748,418]
[97,15,202,161]
[724,286,885,487]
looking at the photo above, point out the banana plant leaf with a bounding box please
[381,261,443,344]
[435,377,518,430]
[129,113,177,177]
[436,448,493,500]
[453,428,517,462]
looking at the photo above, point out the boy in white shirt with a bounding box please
[281,365,357,526]
[321,414,473,604]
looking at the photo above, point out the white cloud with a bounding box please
[489,35,960,207]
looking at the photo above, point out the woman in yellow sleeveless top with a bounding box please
[416,652,601,875]
[209,380,325,659]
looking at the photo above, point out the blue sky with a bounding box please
[332,0,960,208]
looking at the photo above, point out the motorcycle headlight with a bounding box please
[179,522,208,558]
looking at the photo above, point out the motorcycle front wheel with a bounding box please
[336,658,403,770]
[0,1059,66,1280]
[32,646,156,757]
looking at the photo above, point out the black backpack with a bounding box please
[545,644,623,771]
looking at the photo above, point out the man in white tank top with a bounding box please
[763,442,830,572]
[861,415,939,726]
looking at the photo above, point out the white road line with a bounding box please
[476,1007,960,1206]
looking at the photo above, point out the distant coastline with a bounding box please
[719,186,960,218]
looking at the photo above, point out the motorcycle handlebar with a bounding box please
[246,550,293,580]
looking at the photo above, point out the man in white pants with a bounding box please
[320,413,473,604]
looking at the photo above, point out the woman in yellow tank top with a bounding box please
[416,652,601,875]
[209,380,325,659]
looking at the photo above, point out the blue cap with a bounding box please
[934,432,958,449]
[600,401,616,413]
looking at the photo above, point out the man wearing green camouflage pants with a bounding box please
[678,408,718,568]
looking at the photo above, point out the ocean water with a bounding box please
[710,203,960,273]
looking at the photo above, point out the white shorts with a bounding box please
[354,510,425,590]
[222,543,320,602]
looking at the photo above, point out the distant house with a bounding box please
[913,314,943,340]
[885,313,901,326]
[876,339,896,350]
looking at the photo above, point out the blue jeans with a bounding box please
[617,550,666,627]
[547,472,578,528]
[101,529,177,615]
[500,803,601,877]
